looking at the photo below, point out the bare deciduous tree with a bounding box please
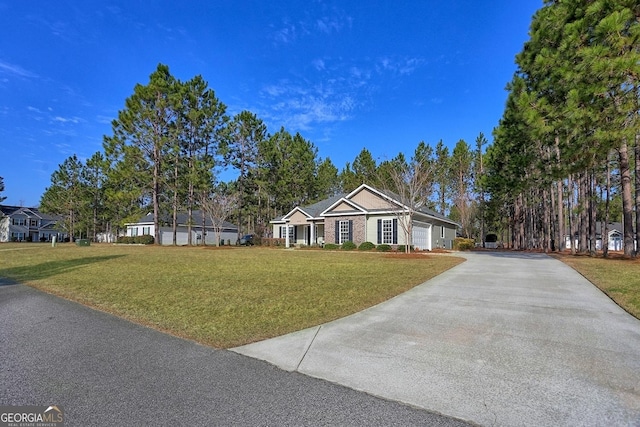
[201,190,238,246]
[379,145,436,253]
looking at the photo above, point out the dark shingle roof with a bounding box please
[299,193,347,217]
[373,188,457,225]
[134,210,237,230]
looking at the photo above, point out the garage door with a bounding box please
[412,224,431,251]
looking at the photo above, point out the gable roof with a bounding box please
[270,184,459,227]
[321,198,368,216]
[272,193,346,223]
[0,205,62,223]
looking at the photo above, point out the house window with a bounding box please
[382,219,393,244]
[142,227,151,235]
[12,218,26,226]
[280,225,295,241]
[339,220,350,244]
[377,218,398,244]
[131,227,138,237]
[30,219,38,227]
[11,232,25,241]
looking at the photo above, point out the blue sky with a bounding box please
[0,1,541,207]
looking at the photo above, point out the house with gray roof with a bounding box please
[125,210,238,246]
[0,205,68,242]
[270,184,459,250]
[565,222,627,251]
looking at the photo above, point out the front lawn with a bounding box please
[556,253,640,319]
[0,243,463,348]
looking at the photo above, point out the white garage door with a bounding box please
[412,224,431,251]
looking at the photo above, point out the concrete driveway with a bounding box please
[233,252,640,426]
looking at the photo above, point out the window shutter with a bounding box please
[348,220,353,242]
[392,218,398,244]
[294,226,298,241]
[377,219,382,244]
[279,226,282,238]
[335,220,339,244]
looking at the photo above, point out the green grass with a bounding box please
[0,243,464,348]
[556,254,640,319]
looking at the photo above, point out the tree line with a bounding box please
[37,64,491,244]
[484,0,639,257]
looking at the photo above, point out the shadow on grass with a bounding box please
[0,255,126,285]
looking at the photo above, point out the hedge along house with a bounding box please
[271,184,459,250]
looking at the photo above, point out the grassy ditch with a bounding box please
[555,253,640,319]
[0,243,463,348]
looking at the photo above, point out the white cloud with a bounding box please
[272,22,298,44]
[96,115,113,124]
[0,60,38,79]
[312,58,325,71]
[53,116,83,124]
[272,8,351,44]
[259,80,357,131]
[376,56,425,76]
[316,17,342,34]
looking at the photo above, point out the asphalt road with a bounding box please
[0,281,471,427]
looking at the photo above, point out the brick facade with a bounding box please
[325,216,366,244]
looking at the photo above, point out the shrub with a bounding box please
[454,238,475,251]
[376,244,392,252]
[358,241,376,251]
[323,243,340,250]
[136,235,155,245]
[117,235,154,244]
[341,241,357,251]
[261,238,285,247]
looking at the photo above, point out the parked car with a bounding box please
[239,234,255,246]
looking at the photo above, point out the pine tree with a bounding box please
[105,64,180,244]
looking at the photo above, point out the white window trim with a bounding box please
[281,225,294,240]
[381,219,394,244]
[339,220,350,244]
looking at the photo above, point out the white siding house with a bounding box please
[126,210,238,245]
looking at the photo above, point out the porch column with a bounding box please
[310,222,315,246]
[285,224,290,248]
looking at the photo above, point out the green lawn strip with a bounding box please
[557,255,640,319]
[0,244,464,348]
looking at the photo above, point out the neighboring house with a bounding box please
[565,222,627,251]
[126,210,239,245]
[270,184,459,250]
[0,205,68,242]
